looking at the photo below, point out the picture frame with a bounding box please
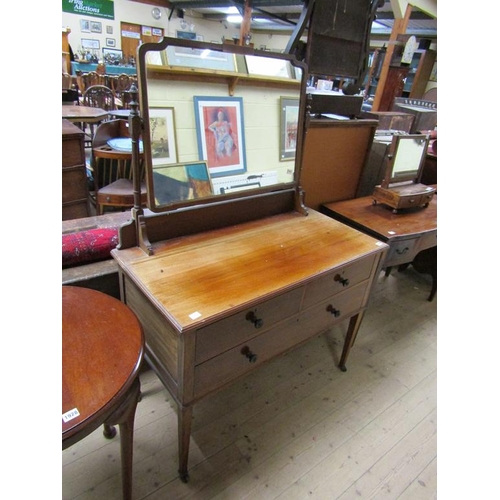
[245,54,293,79]
[102,48,122,64]
[280,96,300,161]
[193,96,247,177]
[148,107,178,167]
[152,161,213,207]
[106,25,113,35]
[106,38,116,47]
[90,21,102,33]
[165,45,236,72]
[80,20,90,33]
[81,38,100,50]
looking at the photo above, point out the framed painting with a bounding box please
[280,97,299,161]
[152,161,213,206]
[80,20,90,33]
[193,96,247,177]
[90,21,102,33]
[148,107,178,166]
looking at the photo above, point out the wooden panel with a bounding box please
[123,275,179,386]
[300,120,377,210]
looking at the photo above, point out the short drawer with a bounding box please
[416,230,437,253]
[398,195,423,209]
[62,168,88,203]
[302,253,375,309]
[195,286,303,364]
[193,282,367,399]
[385,237,419,266]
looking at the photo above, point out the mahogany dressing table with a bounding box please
[111,37,388,482]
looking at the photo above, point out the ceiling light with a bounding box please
[227,15,243,23]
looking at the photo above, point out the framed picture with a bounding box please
[193,96,247,177]
[148,107,178,167]
[90,21,102,33]
[245,55,293,78]
[80,20,90,33]
[152,161,213,206]
[165,45,236,72]
[280,97,299,161]
[106,25,113,35]
[102,48,122,64]
[106,38,116,47]
[81,38,100,50]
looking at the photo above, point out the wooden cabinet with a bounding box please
[112,209,387,481]
[62,119,90,220]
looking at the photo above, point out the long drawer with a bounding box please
[195,286,303,364]
[193,281,368,398]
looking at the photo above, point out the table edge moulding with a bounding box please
[110,36,389,483]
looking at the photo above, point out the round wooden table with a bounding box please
[62,286,144,500]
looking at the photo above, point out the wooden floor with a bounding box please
[62,266,437,500]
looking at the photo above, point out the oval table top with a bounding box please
[62,286,144,445]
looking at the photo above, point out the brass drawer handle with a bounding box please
[326,304,341,317]
[334,274,350,287]
[241,346,258,363]
[246,311,264,329]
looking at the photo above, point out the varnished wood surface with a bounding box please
[62,286,144,444]
[321,194,437,243]
[111,210,386,332]
[62,105,109,123]
[62,267,437,500]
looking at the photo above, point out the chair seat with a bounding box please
[97,179,147,213]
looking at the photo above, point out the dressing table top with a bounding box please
[112,210,386,333]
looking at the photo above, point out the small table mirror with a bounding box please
[373,133,435,213]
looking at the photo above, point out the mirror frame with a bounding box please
[136,37,308,213]
[381,134,430,187]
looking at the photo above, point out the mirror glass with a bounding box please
[137,37,306,212]
[387,134,429,184]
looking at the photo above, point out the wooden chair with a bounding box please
[91,119,147,214]
[82,84,116,144]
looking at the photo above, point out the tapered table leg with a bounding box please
[339,312,364,372]
[178,404,193,483]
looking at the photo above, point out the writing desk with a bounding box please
[62,286,144,500]
[112,209,388,481]
[321,194,437,298]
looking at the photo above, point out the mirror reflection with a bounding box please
[387,135,428,184]
[137,38,305,211]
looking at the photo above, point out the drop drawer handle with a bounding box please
[241,346,258,363]
[334,274,350,287]
[246,311,264,329]
[395,247,409,255]
[326,304,341,317]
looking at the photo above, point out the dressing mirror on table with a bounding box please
[372,133,435,213]
[112,36,389,483]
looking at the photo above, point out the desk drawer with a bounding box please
[416,230,437,253]
[302,254,375,309]
[193,282,367,398]
[195,287,303,364]
[385,237,419,266]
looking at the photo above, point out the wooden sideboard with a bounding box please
[112,208,388,481]
[62,119,90,220]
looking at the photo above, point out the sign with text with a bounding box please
[62,0,115,20]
